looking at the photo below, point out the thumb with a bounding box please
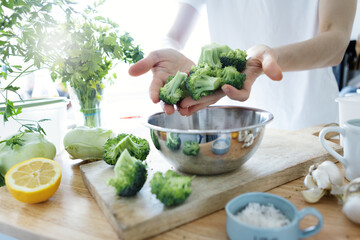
[262,54,283,81]
[128,52,158,76]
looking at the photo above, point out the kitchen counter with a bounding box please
[0,124,359,240]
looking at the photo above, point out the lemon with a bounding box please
[5,158,62,204]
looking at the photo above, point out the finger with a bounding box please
[149,71,171,103]
[262,54,283,81]
[177,106,189,116]
[162,102,176,115]
[128,51,159,76]
[185,102,210,116]
[222,84,250,101]
[178,96,199,109]
[179,91,225,109]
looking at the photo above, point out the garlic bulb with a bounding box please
[342,177,360,224]
[237,130,254,148]
[237,130,249,142]
[302,161,344,203]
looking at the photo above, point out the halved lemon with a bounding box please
[5,158,62,204]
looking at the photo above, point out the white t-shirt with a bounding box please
[181,0,339,130]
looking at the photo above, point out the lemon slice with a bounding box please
[5,158,62,204]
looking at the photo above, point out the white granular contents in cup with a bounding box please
[235,202,290,228]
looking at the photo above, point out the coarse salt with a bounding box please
[213,140,228,149]
[235,202,290,228]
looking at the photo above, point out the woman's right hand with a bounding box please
[128,48,195,115]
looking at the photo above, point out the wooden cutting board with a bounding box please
[80,126,341,240]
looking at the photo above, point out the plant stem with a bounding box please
[5,64,34,89]
[72,80,102,127]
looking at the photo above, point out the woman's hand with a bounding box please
[177,45,283,116]
[128,48,195,115]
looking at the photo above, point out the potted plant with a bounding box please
[51,4,143,127]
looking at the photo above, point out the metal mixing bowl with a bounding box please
[144,106,273,175]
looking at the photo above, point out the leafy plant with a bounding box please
[0,0,75,135]
[51,3,144,127]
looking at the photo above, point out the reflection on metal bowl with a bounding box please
[144,106,273,175]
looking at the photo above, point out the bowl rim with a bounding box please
[225,192,297,231]
[143,105,274,134]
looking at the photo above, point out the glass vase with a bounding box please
[67,82,103,128]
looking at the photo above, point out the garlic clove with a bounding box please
[302,188,326,203]
[304,174,317,189]
[330,185,345,196]
[312,168,331,190]
[342,195,360,224]
[318,161,344,187]
[343,177,360,201]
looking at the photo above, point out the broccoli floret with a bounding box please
[182,140,200,156]
[159,71,188,105]
[165,132,181,150]
[179,75,190,99]
[103,133,150,165]
[150,129,160,150]
[150,170,193,207]
[221,66,246,89]
[156,43,247,103]
[219,49,247,72]
[107,149,147,196]
[198,42,232,68]
[186,65,224,101]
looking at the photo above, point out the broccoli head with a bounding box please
[186,65,224,101]
[107,149,147,196]
[219,49,247,72]
[198,42,232,68]
[159,71,189,105]
[165,132,181,150]
[221,66,246,89]
[182,140,200,156]
[103,133,150,165]
[150,129,161,150]
[150,170,193,207]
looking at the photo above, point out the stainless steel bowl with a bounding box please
[144,106,273,175]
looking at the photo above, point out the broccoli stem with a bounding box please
[197,76,223,91]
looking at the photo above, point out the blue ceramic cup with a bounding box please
[225,192,323,240]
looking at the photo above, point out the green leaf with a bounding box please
[104,36,117,46]
[38,119,50,122]
[4,85,20,92]
[11,65,22,70]
[51,71,57,81]
[0,132,25,149]
[94,16,106,22]
[2,0,14,9]
[40,3,52,12]
[15,106,22,115]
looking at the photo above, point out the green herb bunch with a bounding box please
[0,0,75,134]
[51,3,144,127]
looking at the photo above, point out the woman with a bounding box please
[129,0,356,130]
